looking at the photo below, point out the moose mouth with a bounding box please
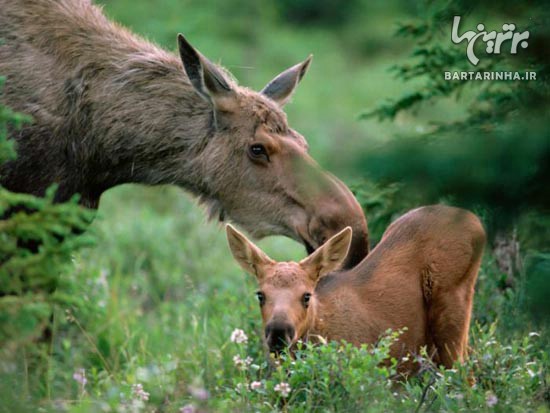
[296,225,318,255]
[301,237,316,255]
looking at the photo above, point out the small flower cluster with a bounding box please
[132,383,150,402]
[180,405,196,413]
[188,385,209,401]
[233,355,253,370]
[250,381,262,391]
[485,391,498,408]
[274,382,291,398]
[229,329,290,400]
[73,368,87,387]
[235,381,264,393]
[230,328,248,344]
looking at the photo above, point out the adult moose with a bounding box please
[227,205,486,370]
[0,0,368,268]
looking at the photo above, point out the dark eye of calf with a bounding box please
[302,292,312,308]
[256,291,266,306]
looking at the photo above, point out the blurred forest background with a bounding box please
[1,0,548,411]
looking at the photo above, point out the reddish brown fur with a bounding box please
[0,0,368,267]
[227,205,486,370]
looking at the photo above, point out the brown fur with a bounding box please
[227,205,486,370]
[0,0,368,267]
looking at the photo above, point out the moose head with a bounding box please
[178,35,367,267]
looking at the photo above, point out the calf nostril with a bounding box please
[266,322,295,351]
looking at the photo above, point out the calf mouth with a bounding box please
[268,341,289,356]
[265,323,296,356]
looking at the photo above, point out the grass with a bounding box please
[1,0,548,411]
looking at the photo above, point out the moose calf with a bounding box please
[226,205,486,370]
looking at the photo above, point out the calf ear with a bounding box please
[226,224,274,279]
[299,227,352,281]
[177,34,236,112]
[261,55,312,106]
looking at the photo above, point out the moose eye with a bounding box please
[302,292,312,308]
[256,291,266,306]
[248,144,270,162]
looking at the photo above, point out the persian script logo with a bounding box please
[451,16,529,66]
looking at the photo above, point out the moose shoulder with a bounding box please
[227,205,486,371]
[0,0,368,268]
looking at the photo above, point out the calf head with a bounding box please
[226,224,352,354]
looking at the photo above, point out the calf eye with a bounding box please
[256,291,266,306]
[302,292,312,308]
[248,144,270,162]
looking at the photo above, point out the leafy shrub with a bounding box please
[211,324,547,412]
[220,329,401,412]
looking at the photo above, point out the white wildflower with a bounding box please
[189,385,209,401]
[485,391,498,408]
[230,328,248,344]
[132,383,150,402]
[180,404,196,413]
[274,382,291,398]
[233,355,253,370]
[72,368,87,387]
[250,381,262,391]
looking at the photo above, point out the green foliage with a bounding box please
[0,188,96,345]
[275,0,361,27]
[356,0,549,222]
[219,331,401,412]
[16,311,545,412]
[0,77,29,165]
[402,323,547,412]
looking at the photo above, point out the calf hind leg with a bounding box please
[429,285,474,367]
[428,255,481,368]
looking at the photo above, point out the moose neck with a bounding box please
[1,0,219,208]
[58,59,216,208]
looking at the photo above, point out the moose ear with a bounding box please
[226,224,275,279]
[299,227,352,281]
[177,34,236,111]
[261,55,312,106]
